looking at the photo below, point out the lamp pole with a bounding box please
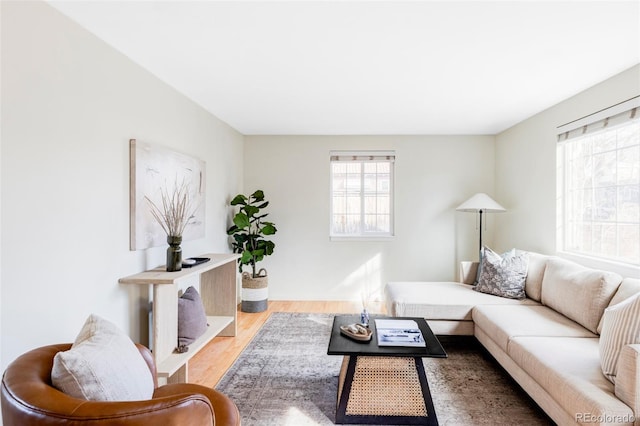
[478,209,483,252]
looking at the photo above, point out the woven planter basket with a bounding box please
[242,269,268,289]
[241,268,268,312]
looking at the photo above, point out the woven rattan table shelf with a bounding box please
[328,315,447,425]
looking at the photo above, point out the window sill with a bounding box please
[556,251,640,278]
[330,235,395,242]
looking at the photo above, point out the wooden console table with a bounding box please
[119,253,239,384]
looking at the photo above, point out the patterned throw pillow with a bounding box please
[474,247,529,299]
[600,293,640,383]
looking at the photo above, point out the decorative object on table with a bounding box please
[360,308,369,327]
[165,235,182,272]
[129,139,205,251]
[456,192,506,283]
[146,179,199,271]
[181,257,211,268]
[339,323,372,342]
[360,290,371,326]
[374,318,426,347]
[227,190,277,313]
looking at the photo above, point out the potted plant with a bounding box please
[146,179,198,272]
[226,190,277,312]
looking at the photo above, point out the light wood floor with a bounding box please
[189,300,385,387]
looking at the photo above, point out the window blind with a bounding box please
[330,151,395,162]
[557,96,640,142]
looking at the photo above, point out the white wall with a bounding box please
[494,64,640,276]
[244,135,496,303]
[0,1,243,371]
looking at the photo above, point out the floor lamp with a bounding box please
[456,193,506,253]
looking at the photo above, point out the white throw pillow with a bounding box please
[52,314,154,401]
[600,293,640,383]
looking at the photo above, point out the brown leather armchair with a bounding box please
[1,343,241,426]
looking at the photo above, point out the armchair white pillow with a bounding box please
[51,314,154,401]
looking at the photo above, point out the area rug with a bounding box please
[215,312,554,425]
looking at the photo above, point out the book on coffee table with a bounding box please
[375,319,426,347]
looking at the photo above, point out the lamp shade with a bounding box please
[456,193,506,213]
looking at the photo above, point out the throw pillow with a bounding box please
[178,286,209,347]
[474,247,529,299]
[600,293,640,383]
[51,314,154,401]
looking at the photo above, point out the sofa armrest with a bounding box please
[459,261,479,285]
[615,344,640,424]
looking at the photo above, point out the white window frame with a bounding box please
[556,96,640,276]
[329,150,395,241]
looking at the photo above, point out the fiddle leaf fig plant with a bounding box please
[226,190,277,277]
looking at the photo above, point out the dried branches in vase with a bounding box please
[145,179,198,237]
[145,179,199,271]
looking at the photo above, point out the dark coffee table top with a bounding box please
[327,315,447,358]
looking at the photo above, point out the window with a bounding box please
[330,151,394,239]
[557,97,640,268]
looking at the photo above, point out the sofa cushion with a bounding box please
[608,278,640,307]
[541,258,622,334]
[473,305,596,353]
[385,281,539,321]
[597,278,640,334]
[600,293,640,383]
[523,252,547,302]
[474,247,529,299]
[508,336,634,422]
[52,314,155,401]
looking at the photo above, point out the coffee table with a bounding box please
[327,315,447,425]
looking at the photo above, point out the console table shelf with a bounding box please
[156,315,233,380]
[119,253,239,384]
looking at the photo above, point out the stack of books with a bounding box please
[375,319,426,347]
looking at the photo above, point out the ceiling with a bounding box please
[48,1,640,136]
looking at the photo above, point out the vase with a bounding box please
[166,235,182,272]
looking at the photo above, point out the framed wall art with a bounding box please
[129,139,206,250]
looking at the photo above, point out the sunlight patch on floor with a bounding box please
[284,406,323,425]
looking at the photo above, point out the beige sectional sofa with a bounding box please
[385,251,640,426]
